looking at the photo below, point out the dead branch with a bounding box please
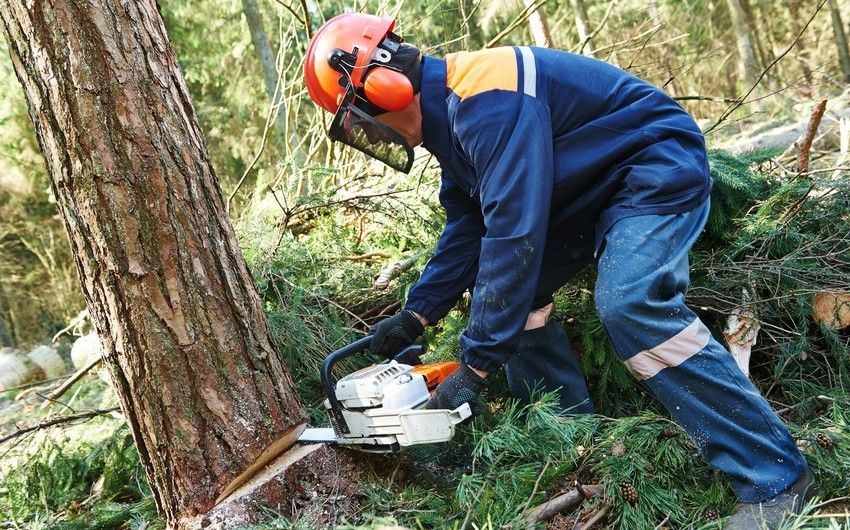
[674,95,740,103]
[485,0,549,48]
[374,256,418,290]
[523,483,604,526]
[226,57,285,212]
[51,308,89,343]
[39,355,102,410]
[795,100,828,174]
[0,407,121,446]
[343,251,391,263]
[573,0,617,55]
[582,503,612,530]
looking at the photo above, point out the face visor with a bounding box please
[328,85,415,174]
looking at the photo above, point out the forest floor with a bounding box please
[2,97,850,529]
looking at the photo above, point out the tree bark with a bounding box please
[828,0,850,83]
[0,0,308,526]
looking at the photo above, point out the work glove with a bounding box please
[369,309,424,360]
[424,363,488,414]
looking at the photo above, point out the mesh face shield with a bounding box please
[328,87,415,173]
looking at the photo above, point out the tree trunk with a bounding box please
[241,0,289,148]
[522,0,553,47]
[571,0,594,55]
[0,296,12,348]
[828,0,850,83]
[725,0,760,87]
[787,0,814,83]
[0,1,312,526]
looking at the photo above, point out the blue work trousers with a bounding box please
[515,199,807,502]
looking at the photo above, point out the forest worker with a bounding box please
[303,13,814,527]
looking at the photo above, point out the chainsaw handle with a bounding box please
[321,336,425,435]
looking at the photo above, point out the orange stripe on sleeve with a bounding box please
[445,48,518,99]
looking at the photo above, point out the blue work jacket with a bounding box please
[405,47,712,372]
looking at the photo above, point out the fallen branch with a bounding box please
[523,483,603,526]
[39,355,102,410]
[582,503,612,530]
[374,256,418,290]
[343,251,390,262]
[795,100,828,174]
[0,407,121,446]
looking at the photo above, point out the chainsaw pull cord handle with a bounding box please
[321,336,425,435]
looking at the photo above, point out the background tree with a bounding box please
[828,0,850,82]
[725,0,761,88]
[0,0,312,526]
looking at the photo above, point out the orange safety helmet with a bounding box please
[304,13,414,114]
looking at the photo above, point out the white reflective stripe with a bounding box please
[624,318,711,381]
[518,46,536,97]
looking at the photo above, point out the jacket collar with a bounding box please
[419,56,452,161]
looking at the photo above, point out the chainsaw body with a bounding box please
[297,336,472,452]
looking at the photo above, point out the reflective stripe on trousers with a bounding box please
[595,199,807,502]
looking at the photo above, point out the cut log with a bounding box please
[723,292,759,377]
[812,291,850,329]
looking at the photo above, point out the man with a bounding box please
[303,13,814,528]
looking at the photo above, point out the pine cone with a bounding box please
[705,509,719,521]
[620,481,638,505]
[816,433,834,449]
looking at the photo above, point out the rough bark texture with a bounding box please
[0,0,307,525]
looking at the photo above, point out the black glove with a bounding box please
[424,363,488,413]
[369,309,424,359]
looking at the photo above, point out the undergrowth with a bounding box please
[2,151,849,529]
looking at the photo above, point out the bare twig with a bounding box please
[0,407,121,445]
[485,0,549,48]
[674,95,740,103]
[573,0,617,55]
[522,483,604,525]
[51,308,89,343]
[226,39,288,213]
[795,100,828,174]
[272,0,304,26]
[704,0,828,134]
[39,355,102,410]
[522,460,551,517]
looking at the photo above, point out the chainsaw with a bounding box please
[296,336,472,452]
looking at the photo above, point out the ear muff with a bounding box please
[362,67,413,112]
